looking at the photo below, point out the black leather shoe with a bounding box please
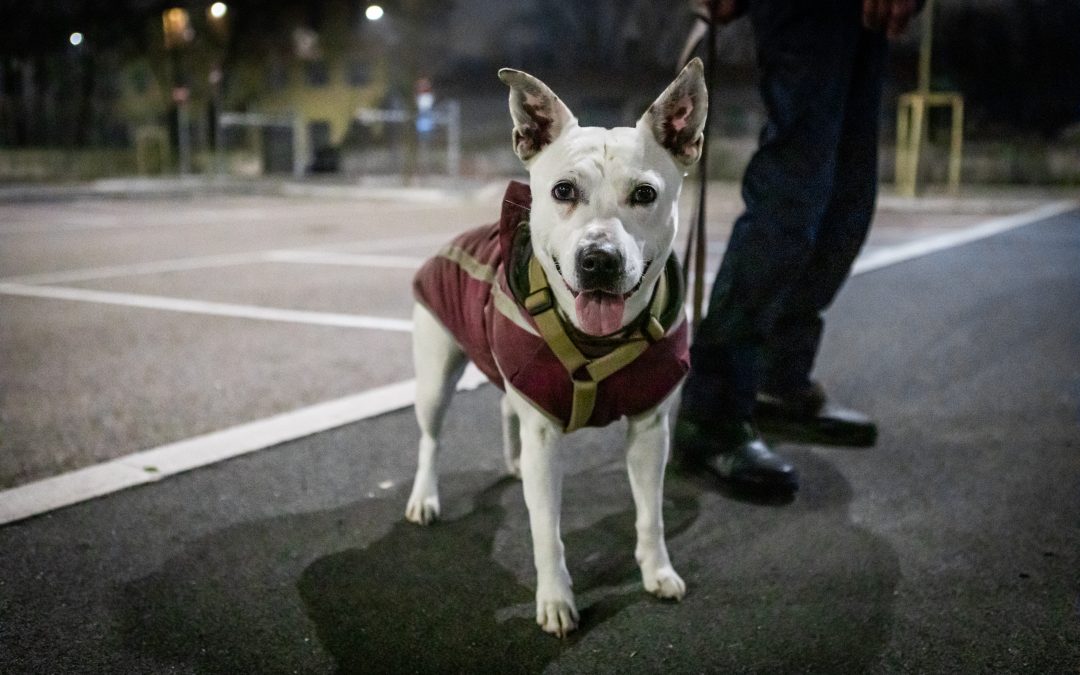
[754,382,877,447]
[674,417,799,493]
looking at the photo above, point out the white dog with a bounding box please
[406,59,708,637]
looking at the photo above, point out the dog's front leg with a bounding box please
[626,400,686,601]
[509,390,578,637]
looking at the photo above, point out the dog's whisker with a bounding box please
[503,199,532,212]
[631,260,653,294]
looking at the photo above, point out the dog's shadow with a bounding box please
[116,469,699,674]
[117,448,901,673]
[297,473,701,674]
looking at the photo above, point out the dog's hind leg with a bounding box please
[405,303,468,525]
[501,395,522,479]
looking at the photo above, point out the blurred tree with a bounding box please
[487,0,695,75]
[935,0,1080,138]
[0,0,154,146]
[1,0,1078,149]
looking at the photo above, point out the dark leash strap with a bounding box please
[680,2,720,331]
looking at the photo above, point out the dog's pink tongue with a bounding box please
[575,291,625,336]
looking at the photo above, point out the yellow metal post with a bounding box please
[917,0,934,93]
[894,0,964,197]
[895,99,910,195]
[948,96,964,194]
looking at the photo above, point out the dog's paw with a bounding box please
[405,470,440,525]
[535,576,578,637]
[535,597,579,638]
[643,565,686,601]
[404,493,440,525]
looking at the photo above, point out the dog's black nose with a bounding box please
[576,242,623,291]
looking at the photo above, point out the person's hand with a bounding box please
[862,0,918,39]
[691,0,746,25]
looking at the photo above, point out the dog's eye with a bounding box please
[631,185,657,205]
[551,181,578,202]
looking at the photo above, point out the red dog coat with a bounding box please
[413,181,689,430]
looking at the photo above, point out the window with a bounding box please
[267,61,288,91]
[305,61,329,87]
[347,61,370,87]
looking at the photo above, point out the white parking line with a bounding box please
[0,283,415,332]
[1,250,427,286]
[0,232,445,285]
[0,252,272,286]
[334,232,453,253]
[0,366,489,526]
[0,200,1075,526]
[0,207,278,235]
[263,250,425,269]
[852,200,1078,275]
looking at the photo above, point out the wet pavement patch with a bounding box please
[114,458,904,673]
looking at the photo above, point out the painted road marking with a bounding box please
[0,233,447,286]
[0,200,1075,526]
[852,201,1078,275]
[0,249,425,286]
[0,283,415,332]
[262,250,425,268]
[0,366,489,526]
[0,252,272,286]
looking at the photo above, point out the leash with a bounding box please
[680,1,721,331]
[523,253,671,433]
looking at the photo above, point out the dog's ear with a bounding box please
[640,58,708,166]
[498,69,576,162]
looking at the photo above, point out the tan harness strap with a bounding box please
[524,253,668,432]
[525,259,588,374]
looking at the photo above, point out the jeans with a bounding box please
[682,0,888,422]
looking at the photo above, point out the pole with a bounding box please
[170,46,192,175]
[918,0,934,93]
[445,100,461,178]
[177,101,192,175]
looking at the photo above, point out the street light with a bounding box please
[69,32,84,46]
[162,8,193,49]
[207,2,230,39]
[205,3,231,163]
[365,5,384,21]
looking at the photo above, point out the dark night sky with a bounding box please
[2,0,1079,137]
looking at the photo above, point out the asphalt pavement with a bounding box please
[0,179,1050,490]
[1,203,1077,673]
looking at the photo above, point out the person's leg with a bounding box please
[677,1,870,490]
[760,25,888,397]
[681,0,865,424]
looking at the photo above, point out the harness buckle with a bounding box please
[644,316,665,343]
[524,288,554,315]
